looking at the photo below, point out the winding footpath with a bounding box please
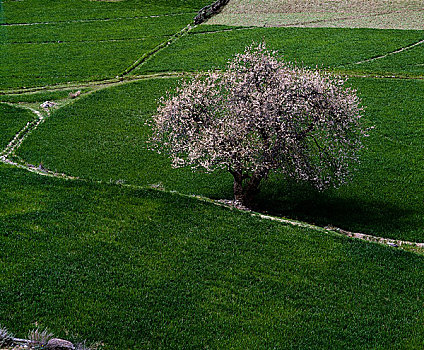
[0,104,78,179]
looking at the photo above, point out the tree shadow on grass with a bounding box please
[254,176,418,241]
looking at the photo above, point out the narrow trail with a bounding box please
[1,68,422,97]
[353,38,424,65]
[119,23,195,77]
[0,72,191,95]
[339,73,423,80]
[0,104,80,179]
[0,105,46,160]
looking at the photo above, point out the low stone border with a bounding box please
[0,325,98,350]
[194,0,230,24]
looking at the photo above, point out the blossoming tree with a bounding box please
[150,43,366,207]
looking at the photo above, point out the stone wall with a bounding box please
[194,0,230,24]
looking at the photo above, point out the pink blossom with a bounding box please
[151,43,367,207]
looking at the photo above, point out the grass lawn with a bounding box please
[15,76,424,242]
[1,163,424,349]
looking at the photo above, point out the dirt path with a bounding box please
[2,68,422,98]
[0,104,79,179]
[0,105,45,160]
[119,24,195,77]
[0,72,190,95]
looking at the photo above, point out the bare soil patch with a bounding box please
[208,0,424,29]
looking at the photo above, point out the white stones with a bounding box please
[69,90,81,99]
[46,338,75,350]
[40,101,57,110]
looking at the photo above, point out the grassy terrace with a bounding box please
[1,0,424,348]
[135,26,424,78]
[1,163,424,349]
[1,0,211,23]
[16,73,424,242]
[0,0,211,89]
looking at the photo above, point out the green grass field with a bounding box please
[135,27,424,78]
[1,0,210,23]
[1,163,424,349]
[5,15,195,43]
[1,0,424,348]
[0,0,210,89]
[349,43,424,77]
[1,39,163,89]
[15,76,424,242]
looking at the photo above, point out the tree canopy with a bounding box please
[151,43,367,207]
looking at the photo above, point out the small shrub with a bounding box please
[28,327,54,347]
[0,325,14,347]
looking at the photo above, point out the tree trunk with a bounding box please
[232,171,263,208]
[233,172,245,204]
